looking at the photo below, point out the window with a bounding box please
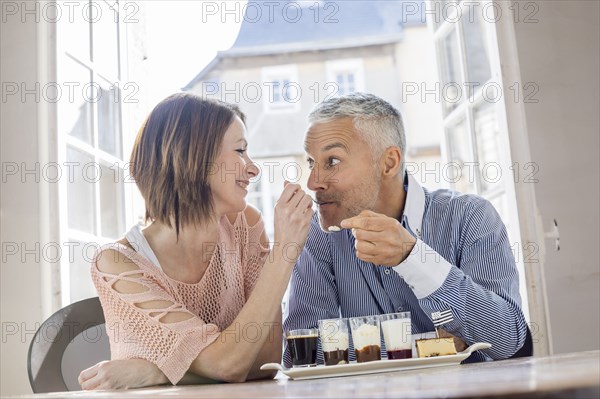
[261,65,300,113]
[326,59,365,96]
[57,0,140,305]
[246,157,300,239]
[429,0,529,318]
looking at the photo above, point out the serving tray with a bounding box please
[260,342,491,380]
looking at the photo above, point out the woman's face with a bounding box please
[210,116,258,215]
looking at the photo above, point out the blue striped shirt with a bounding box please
[283,175,528,366]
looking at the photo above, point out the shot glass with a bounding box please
[285,328,319,367]
[318,318,350,366]
[380,312,412,359]
[349,316,381,363]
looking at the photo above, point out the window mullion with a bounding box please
[455,8,482,194]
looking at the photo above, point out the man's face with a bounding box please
[304,117,381,231]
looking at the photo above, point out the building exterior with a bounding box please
[184,0,444,236]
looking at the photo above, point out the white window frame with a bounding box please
[56,0,140,306]
[427,0,541,348]
[325,58,365,96]
[261,64,301,113]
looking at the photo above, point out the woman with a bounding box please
[78,93,313,389]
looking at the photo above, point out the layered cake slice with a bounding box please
[415,337,457,357]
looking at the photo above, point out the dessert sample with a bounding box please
[415,337,457,357]
[349,318,381,363]
[381,313,412,359]
[319,319,350,366]
[328,225,341,232]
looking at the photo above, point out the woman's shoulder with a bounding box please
[92,238,159,277]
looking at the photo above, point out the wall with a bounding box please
[1,12,50,397]
[502,0,600,354]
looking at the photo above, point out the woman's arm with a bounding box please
[80,183,312,388]
[245,312,283,381]
[187,182,312,382]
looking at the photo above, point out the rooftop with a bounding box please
[183,0,425,89]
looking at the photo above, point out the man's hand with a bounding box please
[341,210,417,266]
[78,359,168,390]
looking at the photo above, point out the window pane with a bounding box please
[489,194,508,223]
[69,239,98,302]
[59,57,93,145]
[446,117,476,193]
[437,29,463,116]
[429,1,445,31]
[97,79,123,157]
[67,146,96,233]
[58,1,90,61]
[474,102,502,194]
[92,1,120,78]
[100,164,125,239]
[246,178,263,216]
[462,11,492,86]
[272,81,281,102]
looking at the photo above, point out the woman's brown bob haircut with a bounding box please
[130,93,246,234]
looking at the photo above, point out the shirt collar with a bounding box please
[403,174,426,238]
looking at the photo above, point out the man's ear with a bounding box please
[380,147,402,178]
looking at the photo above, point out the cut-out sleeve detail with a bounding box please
[91,244,220,385]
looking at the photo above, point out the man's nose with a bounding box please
[307,168,327,192]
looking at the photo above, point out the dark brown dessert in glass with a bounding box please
[355,344,381,362]
[386,348,412,359]
[323,348,349,365]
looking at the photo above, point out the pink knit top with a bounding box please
[91,212,270,384]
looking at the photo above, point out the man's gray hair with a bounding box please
[308,93,406,175]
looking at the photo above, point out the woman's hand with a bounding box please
[273,181,314,262]
[78,359,168,390]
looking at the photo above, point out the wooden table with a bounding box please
[16,350,600,398]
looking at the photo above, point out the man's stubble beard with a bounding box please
[317,169,382,230]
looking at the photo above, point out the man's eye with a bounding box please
[328,158,340,167]
[307,159,315,170]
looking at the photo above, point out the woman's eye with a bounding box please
[236,149,246,155]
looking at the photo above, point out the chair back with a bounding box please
[509,325,534,358]
[27,297,110,393]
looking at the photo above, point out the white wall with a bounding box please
[1,12,48,397]
[501,0,599,354]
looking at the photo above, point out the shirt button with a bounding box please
[384,269,391,275]
[409,285,415,290]
[397,307,403,312]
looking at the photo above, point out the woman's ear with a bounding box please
[380,147,402,178]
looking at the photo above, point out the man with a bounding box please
[283,93,529,366]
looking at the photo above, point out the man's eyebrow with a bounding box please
[303,141,349,155]
[321,142,348,152]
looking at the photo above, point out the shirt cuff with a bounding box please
[392,239,452,299]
